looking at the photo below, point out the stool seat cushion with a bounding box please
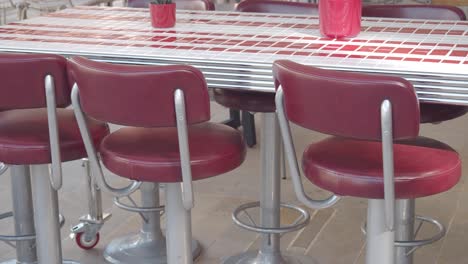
[303,136,461,199]
[99,123,246,182]
[419,103,468,124]
[213,88,276,113]
[0,108,109,164]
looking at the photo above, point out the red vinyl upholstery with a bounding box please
[362,4,468,124]
[362,4,466,20]
[0,109,109,164]
[273,60,419,141]
[127,0,215,10]
[68,57,246,183]
[0,53,70,109]
[302,137,461,199]
[68,56,211,127]
[100,123,245,182]
[0,53,109,165]
[236,0,318,15]
[213,0,318,113]
[274,60,461,199]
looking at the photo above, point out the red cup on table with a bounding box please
[150,2,176,28]
[319,0,361,39]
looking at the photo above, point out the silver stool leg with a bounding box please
[224,113,314,264]
[395,199,415,264]
[31,164,63,264]
[2,165,37,264]
[165,183,193,264]
[366,199,395,264]
[104,182,201,263]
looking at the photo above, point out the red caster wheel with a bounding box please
[76,232,100,250]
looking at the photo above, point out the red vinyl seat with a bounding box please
[0,108,108,165]
[127,0,214,10]
[302,137,461,200]
[362,4,468,124]
[100,123,245,182]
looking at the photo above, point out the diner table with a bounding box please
[0,6,467,264]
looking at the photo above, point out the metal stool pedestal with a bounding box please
[0,165,37,264]
[104,182,201,264]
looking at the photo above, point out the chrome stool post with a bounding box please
[395,199,415,264]
[71,159,111,250]
[223,113,312,264]
[0,165,37,264]
[31,164,63,264]
[104,182,201,263]
[365,199,395,264]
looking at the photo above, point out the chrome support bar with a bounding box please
[71,84,141,197]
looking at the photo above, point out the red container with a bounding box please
[319,0,361,39]
[150,3,176,28]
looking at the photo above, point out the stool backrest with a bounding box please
[273,60,420,141]
[362,4,466,21]
[236,0,318,15]
[0,53,69,110]
[67,56,210,127]
[127,0,215,10]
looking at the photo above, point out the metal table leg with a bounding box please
[1,165,37,264]
[224,113,315,264]
[395,199,415,264]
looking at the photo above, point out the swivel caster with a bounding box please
[75,231,100,250]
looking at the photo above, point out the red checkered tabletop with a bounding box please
[0,6,467,103]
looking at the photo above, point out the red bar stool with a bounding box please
[362,4,468,125]
[0,53,109,264]
[274,60,462,264]
[362,5,467,263]
[67,56,246,264]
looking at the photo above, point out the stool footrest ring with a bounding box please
[114,197,165,213]
[232,201,310,234]
[361,215,445,250]
[0,211,35,242]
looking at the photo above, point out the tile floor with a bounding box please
[0,102,467,263]
[1,2,468,264]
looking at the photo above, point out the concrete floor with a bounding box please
[0,101,466,264]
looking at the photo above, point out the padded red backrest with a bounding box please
[362,5,466,20]
[236,0,318,15]
[67,56,210,127]
[273,60,420,141]
[128,0,215,10]
[0,53,70,110]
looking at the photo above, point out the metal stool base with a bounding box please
[103,233,201,264]
[222,250,318,264]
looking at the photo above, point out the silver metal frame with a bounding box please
[275,87,340,209]
[70,159,111,250]
[71,84,141,197]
